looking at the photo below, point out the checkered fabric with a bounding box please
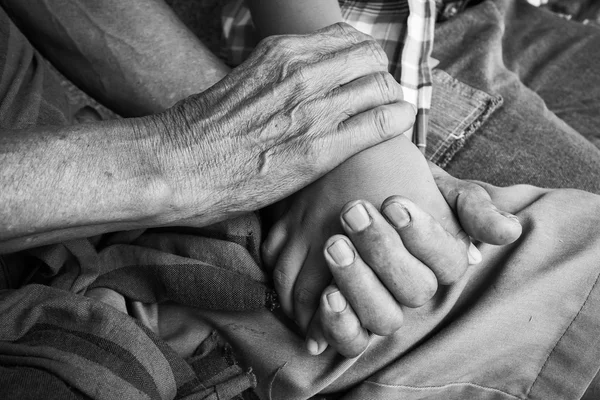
[222,0,435,151]
[221,0,544,152]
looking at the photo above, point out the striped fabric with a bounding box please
[222,0,436,151]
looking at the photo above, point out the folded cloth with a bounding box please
[0,214,271,400]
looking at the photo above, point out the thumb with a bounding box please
[430,162,522,245]
[334,101,416,165]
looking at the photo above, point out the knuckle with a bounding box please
[328,324,363,345]
[323,23,373,49]
[462,184,490,205]
[331,22,363,42]
[258,35,296,62]
[288,66,310,91]
[365,312,403,336]
[257,35,279,55]
[275,35,295,48]
[372,72,397,103]
[363,39,388,66]
[373,106,393,137]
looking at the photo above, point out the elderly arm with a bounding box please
[0,22,411,253]
[0,0,229,117]
[0,118,173,253]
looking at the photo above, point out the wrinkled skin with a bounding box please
[148,23,416,227]
[263,135,523,357]
[314,167,523,357]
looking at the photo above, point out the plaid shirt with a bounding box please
[222,0,543,152]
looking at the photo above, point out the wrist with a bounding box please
[0,117,181,253]
[136,107,220,227]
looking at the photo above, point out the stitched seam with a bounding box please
[525,267,600,397]
[363,380,522,399]
[430,102,485,161]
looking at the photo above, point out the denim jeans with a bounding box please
[428,0,600,193]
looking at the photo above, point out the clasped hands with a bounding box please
[263,164,522,358]
[151,22,522,358]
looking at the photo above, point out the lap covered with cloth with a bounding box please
[2,1,600,399]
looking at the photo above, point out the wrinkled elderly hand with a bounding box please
[147,23,415,226]
[310,171,522,358]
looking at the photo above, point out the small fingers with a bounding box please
[261,219,288,270]
[272,240,310,318]
[293,247,333,332]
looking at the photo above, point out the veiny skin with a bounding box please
[0,23,414,252]
[147,22,418,227]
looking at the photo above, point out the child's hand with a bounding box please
[262,134,473,334]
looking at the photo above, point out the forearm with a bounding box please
[247,0,342,36]
[0,117,179,253]
[0,0,229,117]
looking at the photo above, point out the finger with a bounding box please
[311,22,376,50]
[429,162,522,245]
[305,314,329,356]
[334,101,416,163]
[339,200,438,306]
[272,239,310,318]
[251,27,387,95]
[324,235,404,335]
[314,285,370,358]
[327,72,404,120]
[379,196,470,284]
[261,219,288,270]
[293,247,333,332]
[296,40,389,94]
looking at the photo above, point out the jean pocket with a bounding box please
[426,69,503,168]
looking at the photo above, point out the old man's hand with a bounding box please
[308,176,522,358]
[149,23,415,226]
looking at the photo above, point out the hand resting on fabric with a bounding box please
[313,166,524,357]
[262,133,523,357]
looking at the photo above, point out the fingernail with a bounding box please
[306,338,320,355]
[467,242,482,265]
[327,290,347,313]
[383,202,411,229]
[327,239,355,267]
[342,203,371,232]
